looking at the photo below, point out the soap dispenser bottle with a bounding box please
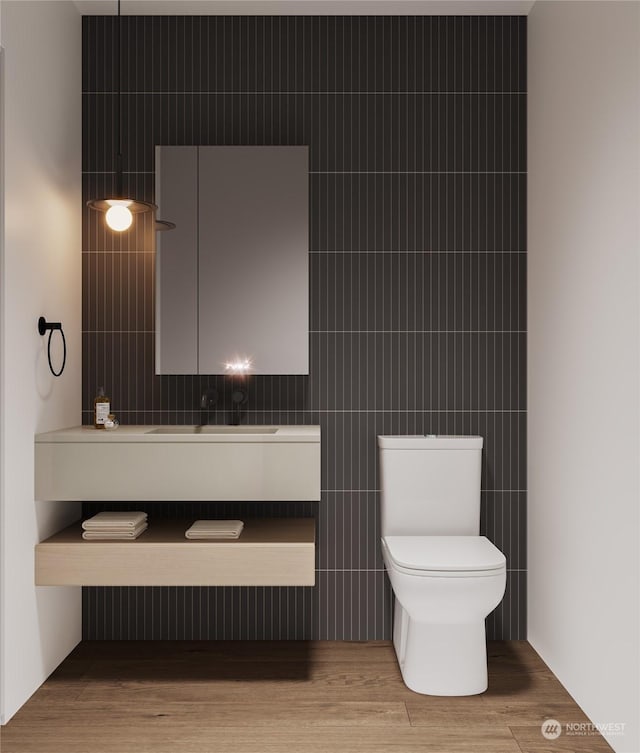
[94,387,111,429]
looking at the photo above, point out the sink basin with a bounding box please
[147,426,279,435]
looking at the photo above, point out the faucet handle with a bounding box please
[231,388,248,406]
[200,388,218,409]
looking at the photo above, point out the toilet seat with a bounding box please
[382,535,506,577]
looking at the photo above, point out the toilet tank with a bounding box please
[378,435,483,537]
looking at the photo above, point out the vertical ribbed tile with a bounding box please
[83,16,526,642]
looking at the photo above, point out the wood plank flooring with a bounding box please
[0,641,614,753]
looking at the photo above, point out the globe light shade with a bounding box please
[105,201,133,232]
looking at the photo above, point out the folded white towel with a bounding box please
[82,522,148,540]
[82,511,147,530]
[185,520,244,540]
[83,524,148,533]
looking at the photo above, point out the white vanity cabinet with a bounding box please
[35,425,321,502]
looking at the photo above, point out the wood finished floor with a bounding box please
[0,641,613,753]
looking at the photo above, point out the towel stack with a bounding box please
[82,511,148,540]
[185,520,244,540]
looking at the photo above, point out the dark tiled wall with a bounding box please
[82,16,527,640]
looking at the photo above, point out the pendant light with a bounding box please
[87,0,156,231]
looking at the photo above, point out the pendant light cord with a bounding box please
[115,0,123,197]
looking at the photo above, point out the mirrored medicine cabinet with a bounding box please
[155,146,309,375]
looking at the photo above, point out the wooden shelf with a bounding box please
[35,518,315,587]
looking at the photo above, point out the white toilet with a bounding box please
[378,434,506,696]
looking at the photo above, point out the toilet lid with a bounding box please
[383,536,506,573]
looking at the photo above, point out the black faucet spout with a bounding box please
[200,388,218,410]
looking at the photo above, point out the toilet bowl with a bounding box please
[378,435,507,696]
[382,535,506,695]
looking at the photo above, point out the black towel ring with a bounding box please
[38,316,67,377]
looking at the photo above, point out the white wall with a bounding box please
[0,0,82,724]
[528,3,640,752]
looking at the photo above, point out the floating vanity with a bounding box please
[35,518,315,587]
[35,425,321,502]
[34,425,320,587]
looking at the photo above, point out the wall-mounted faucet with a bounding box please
[200,388,218,424]
[199,385,247,426]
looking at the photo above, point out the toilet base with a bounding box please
[393,602,488,696]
